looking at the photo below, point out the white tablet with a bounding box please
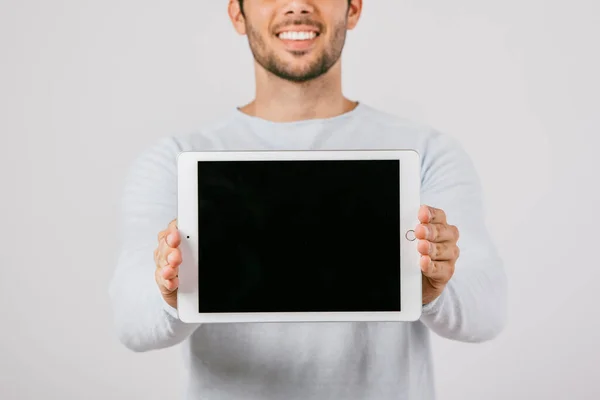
[176,150,422,323]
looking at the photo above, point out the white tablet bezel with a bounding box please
[177,150,422,323]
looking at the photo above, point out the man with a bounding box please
[109,1,507,399]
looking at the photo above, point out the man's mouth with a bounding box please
[277,31,319,41]
[275,26,321,52]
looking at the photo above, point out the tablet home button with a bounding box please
[405,230,416,241]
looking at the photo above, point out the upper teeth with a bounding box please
[279,31,317,40]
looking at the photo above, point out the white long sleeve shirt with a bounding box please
[109,103,507,400]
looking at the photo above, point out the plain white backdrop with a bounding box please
[1,0,599,399]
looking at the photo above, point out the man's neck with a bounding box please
[239,63,358,123]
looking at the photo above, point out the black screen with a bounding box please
[197,159,401,313]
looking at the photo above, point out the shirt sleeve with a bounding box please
[108,136,201,352]
[418,130,508,342]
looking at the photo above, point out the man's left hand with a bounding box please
[415,205,461,305]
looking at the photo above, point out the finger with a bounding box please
[418,205,447,225]
[417,239,433,257]
[165,228,181,248]
[428,241,455,261]
[158,247,182,273]
[155,265,179,292]
[417,240,459,261]
[158,219,178,245]
[161,263,179,280]
[431,242,460,261]
[158,230,181,265]
[166,248,182,267]
[420,255,454,282]
[158,248,181,280]
[154,260,179,287]
[163,277,179,293]
[415,223,459,243]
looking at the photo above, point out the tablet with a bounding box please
[177,150,422,323]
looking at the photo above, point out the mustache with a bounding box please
[272,18,324,33]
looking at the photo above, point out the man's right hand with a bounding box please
[154,219,181,309]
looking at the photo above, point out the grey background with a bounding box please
[1,0,599,399]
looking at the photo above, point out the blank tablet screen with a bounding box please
[197,159,401,313]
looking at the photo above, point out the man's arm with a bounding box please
[418,130,508,342]
[108,137,200,352]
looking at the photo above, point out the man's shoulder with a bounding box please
[357,104,474,173]
[352,103,457,151]
[142,111,241,155]
[356,103,425,128]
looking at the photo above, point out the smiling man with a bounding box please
[109,1,508,399]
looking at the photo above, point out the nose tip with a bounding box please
[285,9,311,15]
[284,1,314,15]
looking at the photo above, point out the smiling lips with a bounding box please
[278,31,318,41]
[276,26,321,51]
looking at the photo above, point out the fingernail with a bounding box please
[167,252,175,265]
[423,226,430,240]
[167,234,174,246]
[429,242,434,255]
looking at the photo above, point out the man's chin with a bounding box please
[273,68,325,83]
[258,54,331,82]
[275,60,327,81]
